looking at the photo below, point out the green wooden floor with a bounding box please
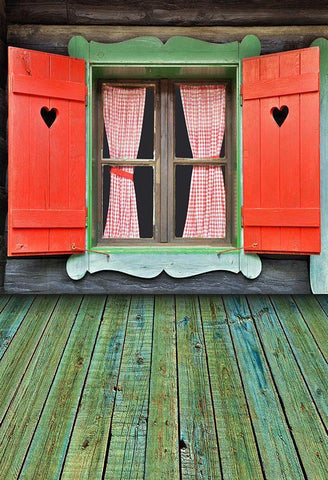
[0,295,327,480]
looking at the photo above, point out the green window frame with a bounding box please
[66,34,264,281]
[68,34,261,255]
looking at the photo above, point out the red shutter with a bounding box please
[8,47,86,256]
[242,47,320,254]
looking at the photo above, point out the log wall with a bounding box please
[7,25,328,56]
[0,0,6,287]
[3,1,328,293]
[5,1,328,26]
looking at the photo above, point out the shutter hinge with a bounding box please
[241,206,243,226]
[85,85,88,106]
[240,85,243,107]
[86,207,88,227]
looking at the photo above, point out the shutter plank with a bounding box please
[260,53,281,251]
[279,51,302,252]
[12,74,86,101]
[12,209,86,228]
[49,54,72,252]
[242,57,262,249]
[300,50,321,253]
[243,208,320,227]
[242,72,319,100]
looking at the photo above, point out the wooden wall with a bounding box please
[5,1,328,26]
[6,25,328,56]
[3,1,328,293]
[0,0,6,287]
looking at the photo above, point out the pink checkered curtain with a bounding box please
[103,86,146,238]
[180,85,226,238]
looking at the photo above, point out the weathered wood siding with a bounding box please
[5,1,328,26]
[7,25,328,56]
[3,1,328,292]
[0,0,6,287]
[4,257,311,294]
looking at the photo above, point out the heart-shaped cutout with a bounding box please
[271,106,289,127]
[40,107,57,128]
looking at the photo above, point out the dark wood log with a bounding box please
[7,25,328,56]
[0,186,7,235]
[0,136,7,173]
[0,0,6,40]
[0,235,6,287]
[0,87,7,136]
[6,1,68,25]
[3,257,311,294]
[5,0,328,26]
[0,39,7,88]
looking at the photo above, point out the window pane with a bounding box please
[102,165,154,239]
[175,165,226,239]
[175,85,226,159]
[175,165,193,237]
[102,87,154,159]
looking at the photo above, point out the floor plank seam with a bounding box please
[100,295,132,480]
[0,295,12,314]
[221,296,268,480]
[247,296,309,480]
[143,295,156,479]
[0,296,60,427]
[15,295,85,480]
[269,295,328,434]
[292,295,328,363]
[174,295,183,480]
[0,295,35,362]
[197,295,224,480]
[59,295,109,480]
[314,295,328,318]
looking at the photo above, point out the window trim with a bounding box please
[68,34,261,255]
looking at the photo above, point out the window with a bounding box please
[95,79,236,247]
[7,36,322,278]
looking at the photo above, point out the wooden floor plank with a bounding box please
[248,295,328,480]
[0,294,12,312]
[199,296,264,480]
[61,295,131,480]
[0,293,326,480]
[175,295,222,480]
[293,295,328,360]
[0,295,34,359]
[18,296,106,480]
[104,296,154,480]
[223,296,305,480]
[270,295,328,426]
[0,296,83,480]
[0,295,58,423]
[315,294,328,318]
[145,296,179,480]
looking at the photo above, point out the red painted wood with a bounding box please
[12,209,87,228]
[243,208,320,227]
[8,47,86,256]
[242,72,319,100]
[242,47,321,255]
[12,74,86,101]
